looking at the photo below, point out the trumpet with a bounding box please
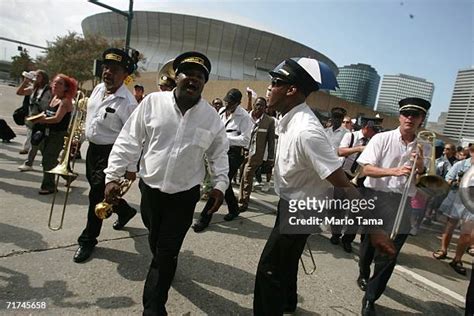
[95,179,134,220]
[47,91,87,231]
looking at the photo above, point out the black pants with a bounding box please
[77,143,135,247]
[330,172,365,243]
[360,189,410,303]
[198,147,244,224]
[140,180,200,316]
[253,199,309,316]
[467,262,474,316]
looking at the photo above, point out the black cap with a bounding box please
[102,48,135,74]
[330,107,347,118]
[173,51,211,82]
[269,58,320,94]
[223,88,242,103]
[360,117,383,132]
[398,97,431,114]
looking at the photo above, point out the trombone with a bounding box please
[390,131,449,239]
[47,91,88,231]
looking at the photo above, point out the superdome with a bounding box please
[82,11,338,81]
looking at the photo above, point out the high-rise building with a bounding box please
[376,74,434,117]
[332,63,380,108]
[443,67,474,143]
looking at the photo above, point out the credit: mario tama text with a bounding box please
[288,216,383,227]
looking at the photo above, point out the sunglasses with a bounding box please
[342,120,351,123]
[400,110,422,118]
[271,77,292,87]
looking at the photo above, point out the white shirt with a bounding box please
[357,127,418,195]
[339,130,366,175]
[325,125,348,153]
[274,103,341,201]
[220,105,253,148]
[104,91,230,194]
[85,83,137,145]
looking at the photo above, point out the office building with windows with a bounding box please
[376,74,434,117]
[443,67,474,143]
[332,63,380,109]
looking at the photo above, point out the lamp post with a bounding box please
[253,57,261,79]
[88,0,134,52]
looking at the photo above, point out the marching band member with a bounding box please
[253,57,395,315]
[356,97,429,315]
[330,118,382,252]
[73,48,138,263]
[103,52,229,315]
[192,88,253,232]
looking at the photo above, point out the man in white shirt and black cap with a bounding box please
[103,51,229,315]
[330,117,382,252]
[253,57,396,315]
[73,48,138,264]
[356,97,429,315]
[325,106,349,151]
[192,87,253,232]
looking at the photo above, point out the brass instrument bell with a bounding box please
[95,179,134,220]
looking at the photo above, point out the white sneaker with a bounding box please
[18,163,33,172]
[409,226,419,236]
[261,182,270,192]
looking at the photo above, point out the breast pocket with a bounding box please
[193,128,213,149]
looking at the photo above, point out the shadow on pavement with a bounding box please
[173,250,253,315]
[0,266,134,310]
[382,287,464,315]
[0,222,48,250]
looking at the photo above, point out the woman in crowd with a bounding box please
[433,144,474,275]
[28,74,77,194]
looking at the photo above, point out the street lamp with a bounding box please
[253,57,261,79]
[88,0,134,52]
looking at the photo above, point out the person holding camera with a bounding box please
[16,70,51,171]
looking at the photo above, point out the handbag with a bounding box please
[31,124,46,146]
[13,106,28,126]
[12,95,31,126]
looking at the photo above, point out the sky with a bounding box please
[0,0,472,122]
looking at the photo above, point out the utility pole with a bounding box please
[88,0,134,52]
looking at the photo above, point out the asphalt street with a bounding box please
[0,84,471,315]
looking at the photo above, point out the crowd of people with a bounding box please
[2,47,473,316]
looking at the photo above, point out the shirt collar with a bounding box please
[278,102,307,133]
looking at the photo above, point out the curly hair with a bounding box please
[53,74,78,100]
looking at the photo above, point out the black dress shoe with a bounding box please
[223,212,239,221]
[113,208,137,230]
[357,276,368,291]
[342,241,352,253]
[361,298,376,316]
[192,221,209,233]
[73,246,94,263]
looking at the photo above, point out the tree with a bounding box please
[35,31,123,87]
[10,50,34,81]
